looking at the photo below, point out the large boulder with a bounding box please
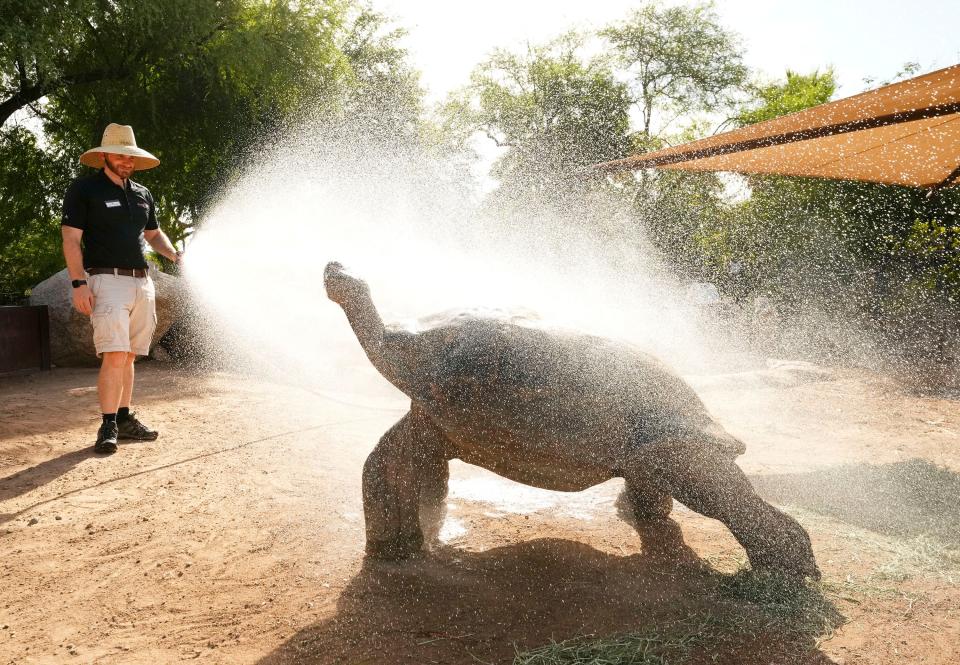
[29,268,181,367]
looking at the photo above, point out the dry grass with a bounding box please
[513,571,845,664]
[512,620,706,665]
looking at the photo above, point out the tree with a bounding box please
[450,34,631,201]
[0,1,253,127]
[0,126,72,302]
[0,1,422,298]
[736,69,836,126]
[596,2,747,275]
[717,68,960,307]
[699,70,841,299]
[338,4,424,145]
[37,0,354,246]
[709,68,960,373]
[600,1,746,143]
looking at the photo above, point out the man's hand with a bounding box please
[72,283,95,316]
[144,229,181,266]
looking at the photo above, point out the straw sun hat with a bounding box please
[79,123,160,170]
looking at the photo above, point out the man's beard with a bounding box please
[105,158,134,179]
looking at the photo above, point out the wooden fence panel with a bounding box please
[0,306,51,373]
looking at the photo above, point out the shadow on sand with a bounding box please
[0,441,153,525]
[257,521,840,665]
[751,458,960,548]
[0,447,97,510]
[0,365,219,441]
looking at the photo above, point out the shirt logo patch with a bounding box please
[105,200,121,208]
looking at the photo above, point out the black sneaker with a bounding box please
[117,412,159,441]
[95,421,119,454]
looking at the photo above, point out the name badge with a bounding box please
[105,200,121,208]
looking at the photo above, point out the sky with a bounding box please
[375,0,960,105]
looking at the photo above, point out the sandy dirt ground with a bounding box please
[1,358,959,664]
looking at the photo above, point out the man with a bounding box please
[61,123,181,454]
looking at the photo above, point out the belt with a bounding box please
[86,267,149,278]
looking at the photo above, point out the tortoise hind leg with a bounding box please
[362,409,449,560]
[649,440,820,580]
[620,468,673,522]
[618,466,703,563]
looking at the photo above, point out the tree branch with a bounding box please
[484,129,511,148]
[0,82,46,128]
[1,64,133,128]
[16,57,28,88]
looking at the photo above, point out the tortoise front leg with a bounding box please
[648,440,821,580]
[362,409,449,560]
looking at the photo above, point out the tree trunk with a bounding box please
[0,85,46,128]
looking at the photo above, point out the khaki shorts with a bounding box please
[88,272,157,357]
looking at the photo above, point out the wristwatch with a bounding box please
[71,279,87,288]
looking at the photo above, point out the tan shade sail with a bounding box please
[594,64,960,189]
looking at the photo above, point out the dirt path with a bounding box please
[1,362,958,664]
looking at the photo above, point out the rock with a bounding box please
[29,267,181,367]
[27,518,38,526]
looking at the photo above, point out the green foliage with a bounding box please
[593,2,748,279]
[690,65,960,371]
[703,177,857,300]
[1,1,258,126]
[640,169,731,281]
[887,219,960,295]
[862,61,921,89]
[450,34,631,198]
[38,0,354,243]
[0,0,421,296]
[691,69,843,299]
[339,4,423,144]
[0,127,71,300]
[723,157,960,314]
[601,1,746,137]
[736,69,835,126]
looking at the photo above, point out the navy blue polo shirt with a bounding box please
[61,169,159,270]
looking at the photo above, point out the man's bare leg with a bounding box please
[98,351,128,414]
[119,352,136,410]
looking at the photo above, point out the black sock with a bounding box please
[103,413,117,425]
[117,407,130,422]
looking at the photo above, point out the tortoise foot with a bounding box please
[365,532,424,561]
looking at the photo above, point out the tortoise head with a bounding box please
[324,261,371,307]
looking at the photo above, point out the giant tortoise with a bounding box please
[325,261,819,580]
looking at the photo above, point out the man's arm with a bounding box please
[143,229,180,263]
[62,226,95,316]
